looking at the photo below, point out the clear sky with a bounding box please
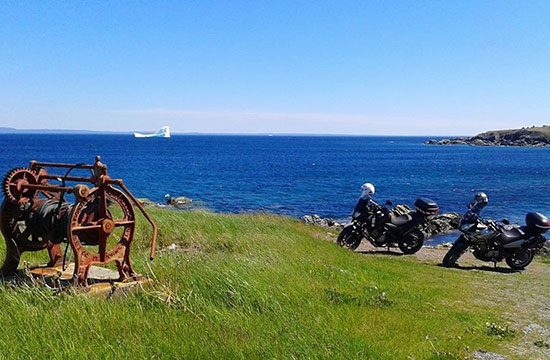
[1,1,549,135]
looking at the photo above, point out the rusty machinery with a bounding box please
[0,156,157,286]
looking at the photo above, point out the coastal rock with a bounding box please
[426,125,550,147]
[471,138,489,146]
[539,242,550,257]
[391,205,461,237]
[301,215,344,230]
[136,198,156,207]
[426,138,468,146]
[422,212,461,236]
[137,196,195,208]
[166,196,193,207]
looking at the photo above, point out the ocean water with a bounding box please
[0,134,549,229]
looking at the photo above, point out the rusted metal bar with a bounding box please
[30,161,94,169]
[105,178,123,186]
[38,174,94,183]
[117,181,158,260]
[72,224,102,232]
[114,220,135,227]
[20,184,74,193]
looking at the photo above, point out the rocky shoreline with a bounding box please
[136,196,193,209]
[136,199,550,255]
[426,125,550,147]
[137,197,461,239]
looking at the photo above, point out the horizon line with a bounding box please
[0,127,469,138]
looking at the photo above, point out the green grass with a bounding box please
[0,209,514,359]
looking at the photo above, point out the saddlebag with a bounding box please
[526,212,550,235]
[414,198,439,215]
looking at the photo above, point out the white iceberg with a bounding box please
[134,126,171,138]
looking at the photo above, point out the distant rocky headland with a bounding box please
[426,125,550,147]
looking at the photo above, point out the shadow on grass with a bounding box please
[436,263,520,274]
[356,249,405,257]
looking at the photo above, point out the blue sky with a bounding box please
[0,1,549,135]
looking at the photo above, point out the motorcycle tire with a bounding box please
[337,226,362,250]
[398,229,424,255]
[505,249,534,270]
[442,237,469,267]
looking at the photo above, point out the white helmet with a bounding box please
[473,192,488,208]
[360,183,375,197]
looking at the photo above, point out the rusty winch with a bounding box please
[0,156,157,286]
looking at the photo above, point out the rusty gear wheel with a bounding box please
[2,168,38,204]
[30,167,58,200]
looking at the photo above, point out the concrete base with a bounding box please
[12,263,153,298]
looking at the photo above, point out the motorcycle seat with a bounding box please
[390,214,413,226]
[500,227,526,243]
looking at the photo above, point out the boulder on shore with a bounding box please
[301,215,344,230]
[539,242,550,257]
[166,196,193,207]
[136,196,194,208]
[136,198,156,207]
[390,204,461,237]
[422,212,462,236]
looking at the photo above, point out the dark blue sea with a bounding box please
[1,134,549,235]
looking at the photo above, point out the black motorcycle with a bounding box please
[337,198,439,254]
[442,212,550,270]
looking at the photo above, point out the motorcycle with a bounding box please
[442,212,550,270]
[337,198,439,254]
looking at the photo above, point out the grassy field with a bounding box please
[0,208,542,359]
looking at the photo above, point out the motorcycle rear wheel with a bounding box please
[505,249,534,270]
[398,229,424,254]
[337,226,362,250]
[442,237,469,267]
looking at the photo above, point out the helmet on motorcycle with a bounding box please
[473,192,488,208]
[361,183,375,197]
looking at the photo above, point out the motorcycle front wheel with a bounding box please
[505,249,534,270]
[337,225,362,250]
[398,229,424,254]
[442,237,469,267]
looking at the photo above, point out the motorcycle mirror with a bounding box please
[501,219,510,225]
[385,200,393,206]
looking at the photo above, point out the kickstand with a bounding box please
[493,261,497,268]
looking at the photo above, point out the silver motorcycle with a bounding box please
[442,212,549,270]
